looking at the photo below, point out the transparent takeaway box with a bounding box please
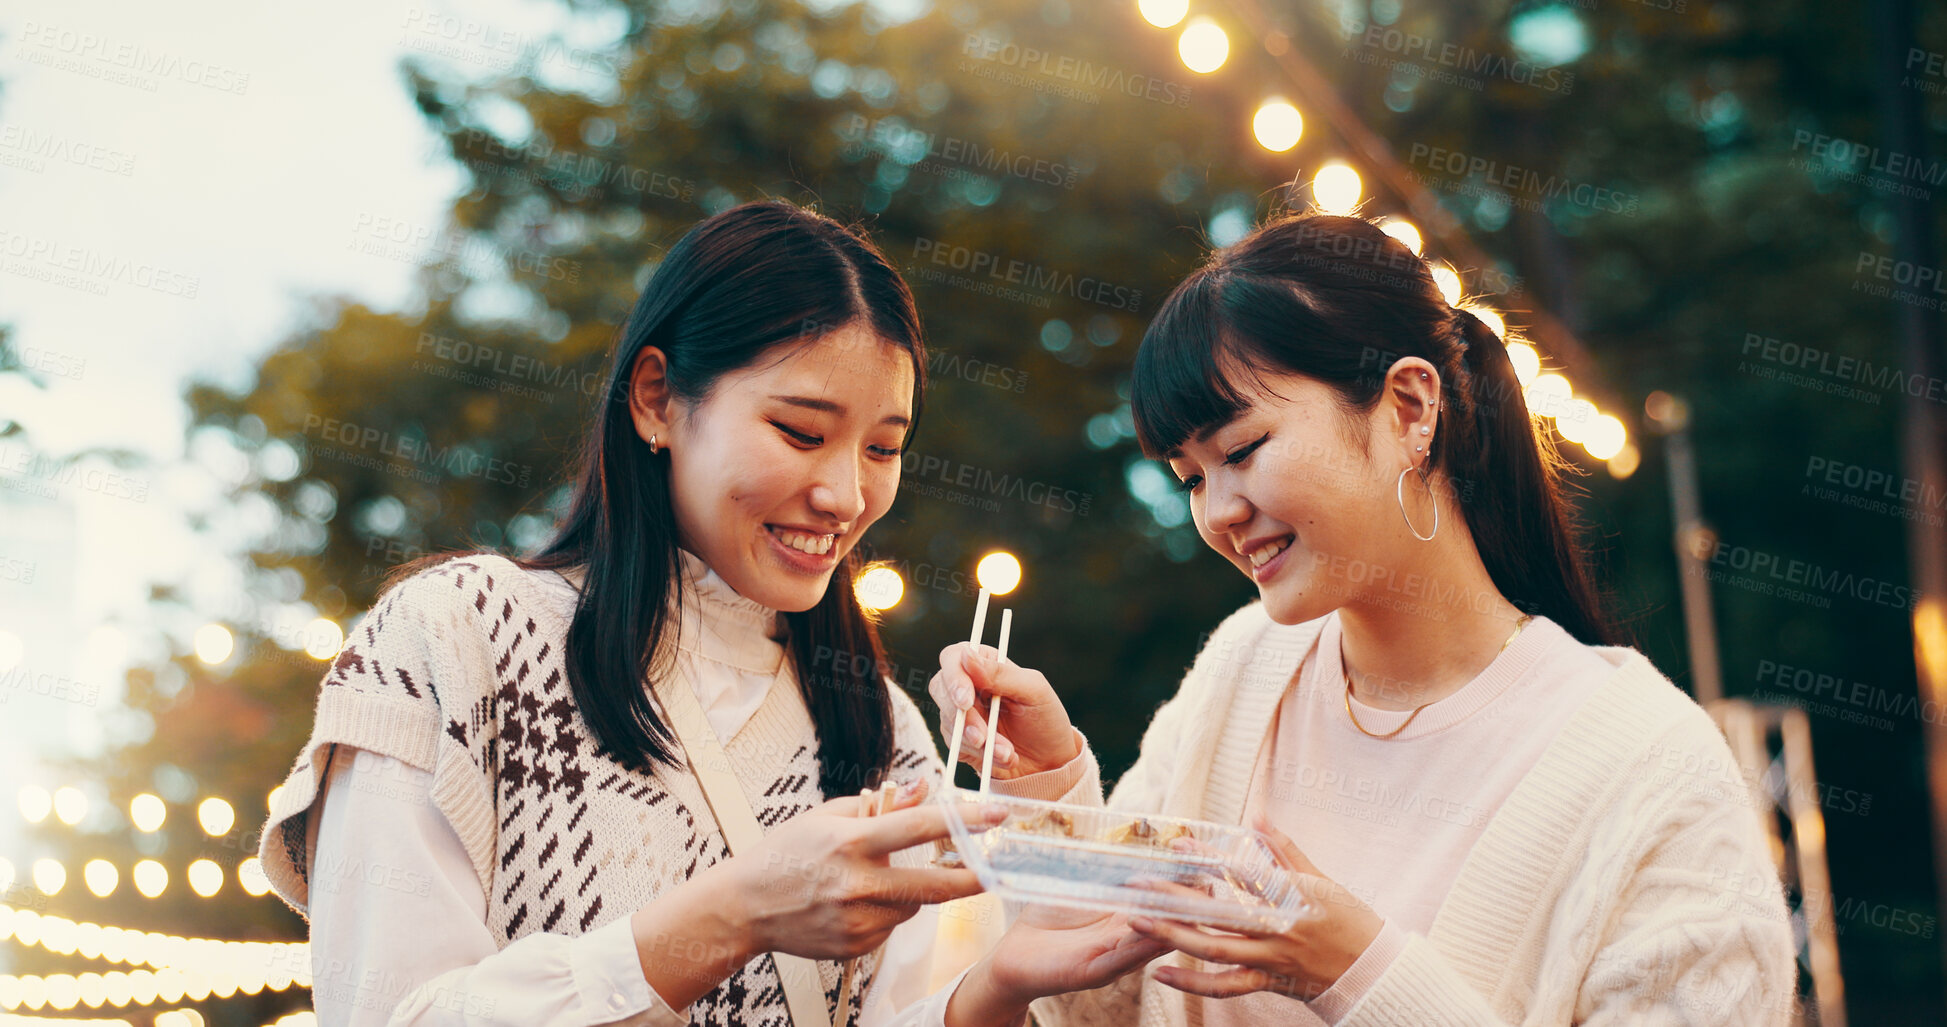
[939,791,1315,933]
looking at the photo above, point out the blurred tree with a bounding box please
[47,0,1944,1022]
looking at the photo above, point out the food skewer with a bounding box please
[979,608,1013,794]
[941,586,990,789]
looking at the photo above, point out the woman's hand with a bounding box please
[1129,816,1384,1002]
[947,904,1175,1026]
[631,781,1004,1007]
[732,782,1002,959]
[929,642,1081,778]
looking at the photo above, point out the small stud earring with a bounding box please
[649,434,659,455]
[1420,372,1429,380]
[1415,445,1424,452]
[1419,427,1431,436]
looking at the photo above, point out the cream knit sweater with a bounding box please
[1025,601,1800,1027]
[259,552,947,1026]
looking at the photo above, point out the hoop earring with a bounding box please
[1397,465,1438,541]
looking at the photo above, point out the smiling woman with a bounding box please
[254,199,1171,1027]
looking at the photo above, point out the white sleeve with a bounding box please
[857,904,952,1027]
[308,747,688,1027]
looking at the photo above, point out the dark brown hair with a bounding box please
[1130,211,1618,646]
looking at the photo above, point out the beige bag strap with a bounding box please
[656,673,834,1027]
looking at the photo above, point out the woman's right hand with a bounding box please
[726,784,1001,960]
[631,784,1004,1008]
[930,642,1081,779]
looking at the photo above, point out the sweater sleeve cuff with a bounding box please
[570,915,688,1026]
[1306,920,1407,1023]
[991,729,1100,805]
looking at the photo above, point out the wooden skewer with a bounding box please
[943,588,990,789]
[979,609,1013,795]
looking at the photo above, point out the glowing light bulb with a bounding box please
[84,860,118,898]
[193,624,233,665]
[197,798,235,837]
[18,786,52,824]
[1429,263,1462,306]
[1138,0,1188,29]
[130,794,166,833]
[133,861,167,899]
[1378,219,1422,255]
[187,861,223,898]
[1506,342,1541,386]
[853,566,904,612]
[52,787,87,826]
[1252,100,1303,152]
[1585,414,1628,460]
[975,552,1023,596]
[32,859,65,896]
[1178,18,1228,74]
[1313,163,1362,215]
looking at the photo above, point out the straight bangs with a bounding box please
[1132,269,1361,458]
[1131,271,1257,458]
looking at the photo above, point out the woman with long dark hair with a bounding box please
[258,201,1165,1027]
[931,212,1798,1025]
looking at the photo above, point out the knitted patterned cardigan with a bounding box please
[1024,601,1800,1027]
[258,553,944,1027]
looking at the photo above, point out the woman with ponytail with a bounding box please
[258,200,1165,1027]
[930,212,1797,1025]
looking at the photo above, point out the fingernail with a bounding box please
[996,737,1014,761]
[1130,916,1154,932]
[966,722,983,745]
[956,685,973,708]
[898,778,922,798]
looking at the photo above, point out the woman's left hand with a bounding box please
[1129,815,1384,1002]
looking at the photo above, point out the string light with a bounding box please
[853,566,904,612]
[192,624,233,665]
[1378,219,1422,255]
[30,861,63,897]
[129,795,166,834]
[1177,18,1228,74]
[83,861,117,899]
[1251,100,1303,152]
[132,862,166,899]
[1137,0,1188,29]
[0,905,311,1005]
[196,799,234,838]
[18,788,51,825]
[1312,163,1362,214]
[186,862,222,899]
[52,789,87,827]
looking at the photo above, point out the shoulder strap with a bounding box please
[657,673,834,1027]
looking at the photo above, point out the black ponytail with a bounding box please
[1131,211,1620,647]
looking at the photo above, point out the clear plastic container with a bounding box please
[940,791,1314,933]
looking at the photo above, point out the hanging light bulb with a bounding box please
[1178,18,1228,74]
[1138,0,1189,29]
[197,798,235,837]
[52,787,87,826]
[83,860,118,898]
[1505,342,1541,386]
[853,565,904,612]
[133,861,167,899]
[1313,163,1362,214]
[1378,219,1422,255]
[187,861,223,898]
[1252,100,1303,152]
[130,794,166,833]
